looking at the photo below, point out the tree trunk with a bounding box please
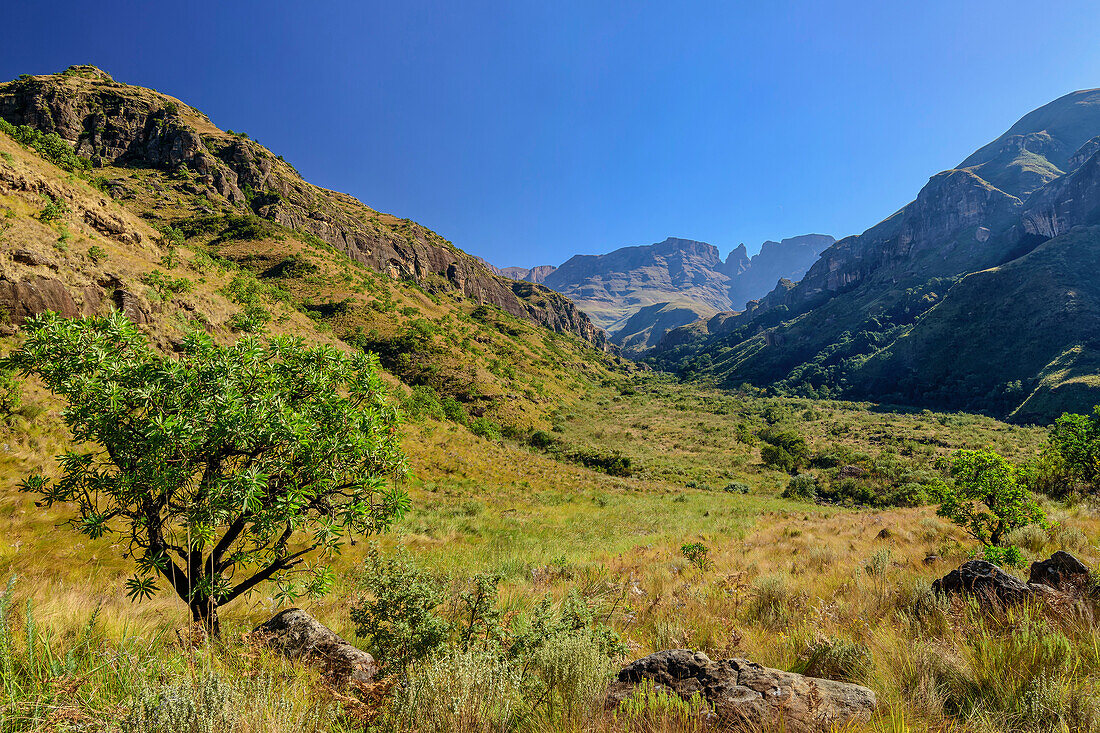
[191,598,221,638]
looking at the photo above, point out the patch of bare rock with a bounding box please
[605,649,876,732]
[252,608,377,686]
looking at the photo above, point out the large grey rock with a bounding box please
[1029,551,1090,590]
[932,559,1067,606]
[605,649,875,732]
[253,608,377,685]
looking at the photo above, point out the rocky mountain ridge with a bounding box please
[0,66,608,349]
[495,233,832,355]
[652,87,1100,420]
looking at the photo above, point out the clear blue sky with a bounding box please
[6,1,1100,267]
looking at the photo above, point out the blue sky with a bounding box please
[6,1,1100,267]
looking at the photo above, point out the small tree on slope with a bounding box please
[937,449,1046,548]
[3,312,407,635]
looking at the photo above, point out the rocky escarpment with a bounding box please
[725,234,833,310]
[649,88,1100,420]
[501,264,556,284]
[0,66,609,349]
[520,234,831,348]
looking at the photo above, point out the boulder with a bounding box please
[932,559,1066,606]
[1029,551,1091,591]
[252,608,377,685]
[605,649,875,732]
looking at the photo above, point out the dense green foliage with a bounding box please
[937,449,1046,546]
[3,312,407,632]
[0,118,88,171]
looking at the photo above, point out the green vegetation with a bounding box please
[0,118,88,171]
[937,449,1047,547]
[3,312,406,633]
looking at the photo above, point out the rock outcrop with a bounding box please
[252,608,377,686]
[932,558,1080,607]
[1029,550,1091,591]
[0,67,609,350]
[606,649,876,732]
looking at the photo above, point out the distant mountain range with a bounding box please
[491,234,833,356]
[651,88,1100,422]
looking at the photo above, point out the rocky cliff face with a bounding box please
[726,234,833,310]
[651,87,1100,421]
[500,264,556,283]
[522,234,832,345]
[0,66,609,349]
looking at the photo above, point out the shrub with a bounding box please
[126,671,243,733]
[0,368,20,416]
[723,481,750,494]
[681,542,710,570]
[0,119,88,171]
[87,244,107,263]
[795,636,873,683]
[351,545,450,674]
[226,304,271,333]
[979,544,1026,568]
[529,430,556,449]
[761,443,796,472]
[441,395,468,424]
[782,473,818,501]
[403,385,444,421]
[38,197,69,222]
[140,269,192,300]
[528,633,614,727]
[565,446,632,477]
[470,416,502,441]
[395,649,520,733]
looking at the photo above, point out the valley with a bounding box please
[1,64,1100,733]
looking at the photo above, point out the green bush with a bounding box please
[403,385,444,421]
[723,481,750,494]
[87,244,107,263]
[681,542,710,570]
[38,197,69,223]
[0,119,88,171]
[759,427,810,473]
[563,446,632,477]
[529,430,556,449]
[782,473,818,501]
[470,416,502,441]
[351,546,451,675]
[0,369,20,416]
[441,395,468,424]
[226,304,271,333]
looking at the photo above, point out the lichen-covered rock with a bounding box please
[252,608,377,686]
[606,649,876,732]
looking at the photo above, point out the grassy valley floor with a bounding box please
[4,373,1099,731]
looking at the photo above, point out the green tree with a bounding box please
[3,312,407,635]
[936,449,1046,547]
[1046,409,1100,493]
